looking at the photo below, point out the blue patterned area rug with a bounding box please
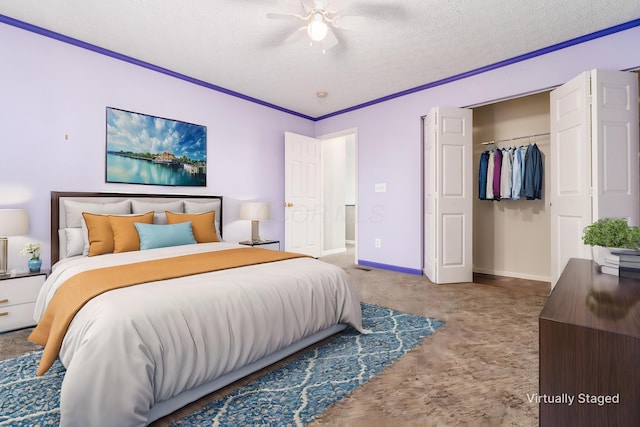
[0,303,443,427]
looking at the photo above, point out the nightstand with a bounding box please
[239,240,281,251]
[0,271,47,333]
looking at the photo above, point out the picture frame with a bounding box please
[105,107,207,186]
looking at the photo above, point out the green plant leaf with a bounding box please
[582,218,640,249]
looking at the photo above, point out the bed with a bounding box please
[31,191,364,427]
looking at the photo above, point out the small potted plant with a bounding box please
[583,218,640,249]
[582,218,640,274]
[20,242,42,272]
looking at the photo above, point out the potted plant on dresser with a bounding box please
[582,218,640,276]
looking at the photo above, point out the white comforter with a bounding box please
[34,242,363,427]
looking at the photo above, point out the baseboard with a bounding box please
[322,247,347,256]
[358,260,422,276]
[473,267,550,283]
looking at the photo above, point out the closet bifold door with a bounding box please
[550,69,639,287]
[423,106,473,284]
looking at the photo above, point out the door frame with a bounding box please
[316,127,359,264]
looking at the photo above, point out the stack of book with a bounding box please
[611,249,640,279]
[599,252,620,276]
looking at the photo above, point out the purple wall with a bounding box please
[1,18,640,275]
[315,26,640,274]
[0,22,313,270]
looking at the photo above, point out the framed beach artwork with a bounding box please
[105,107,207,186]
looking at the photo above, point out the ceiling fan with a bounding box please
[267,0,366,52]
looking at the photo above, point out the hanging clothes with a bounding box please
[486,150,495,200]
[479,151,489,200]
[477,142,543,201]
[518,145,528,198]
[500,148,512,200]
[511,147,522,200]
[522,143,543,200]
[492,148,502,200]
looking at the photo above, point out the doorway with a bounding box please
[472,91,551,282]
[318,129,358,263]
[470,69,640,285]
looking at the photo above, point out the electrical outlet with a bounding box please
[375,238,381,248]
[374,183,387,193]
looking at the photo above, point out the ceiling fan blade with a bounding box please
[266,12,302,20]
[326,0,351,14]
[284,26,308,43]
[332,15,365,30]
[301,0,317,12]
[322,27,339,50]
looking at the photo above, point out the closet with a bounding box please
[472,92,552,283]
[426,69,639,286]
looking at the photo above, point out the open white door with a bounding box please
[424,107,473,284]
[550,69,639,286]
[591,69,639,224]
[284,131,322,257]
[549,72,593,286]
[424,112,438,281]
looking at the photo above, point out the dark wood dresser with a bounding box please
[539,258,640,426]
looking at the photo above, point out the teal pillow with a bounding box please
[134,221,197,250]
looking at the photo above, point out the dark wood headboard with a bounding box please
[51,191,223,264]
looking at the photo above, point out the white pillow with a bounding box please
[64,199,131,228]
[63,200,132,256]
[131,200,184,224]
[184,200,219,214]
[63,228,85,258]
[183,200,222,240]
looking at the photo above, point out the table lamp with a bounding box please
[0,209,29,274]
[239,202,270,243]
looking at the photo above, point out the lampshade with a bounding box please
[0,209,29,274]
[239,202,270,243]
[239,202,271,221]
[0,209,29,236]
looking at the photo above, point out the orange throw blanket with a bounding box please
[29,247,308,375]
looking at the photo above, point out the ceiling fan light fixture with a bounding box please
[307,13,328,41]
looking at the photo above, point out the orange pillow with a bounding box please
[165,211,219,243]
[110,212,154,253]
[82,212,114,256]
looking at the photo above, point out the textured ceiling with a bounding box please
[1,0,639,119]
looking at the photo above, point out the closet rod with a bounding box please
[480,131,550,145]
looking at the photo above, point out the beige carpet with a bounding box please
[0,246,548,426]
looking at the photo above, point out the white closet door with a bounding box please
[550,72,592,286]
[591,69,639,225]
[550,69,639,286]
[424,112,437,281]
[424,107,473,284]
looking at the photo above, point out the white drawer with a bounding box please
[0,275,46,307]
[0,302,36,332]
